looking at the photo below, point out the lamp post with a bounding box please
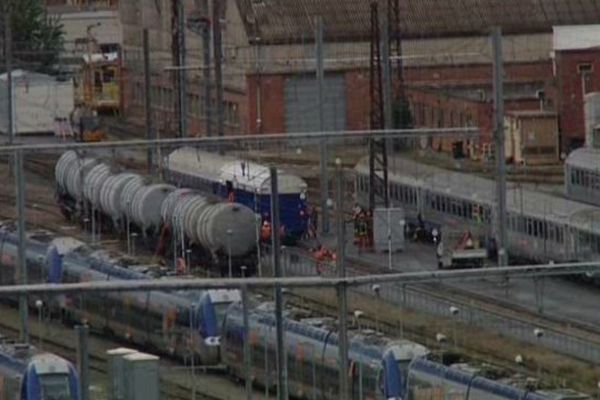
[35,300,43,349]
[354,310,365,400]
[241,265,251,400]
[436,333,447,365]
[533,328,544,383]
[255,188,262,277]
[371,284,381,332]
[449,306,459,350]
[227,229,233,278]
[130,232,138,256]
[185,249,192,274]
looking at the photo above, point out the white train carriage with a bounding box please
[565,147,600,207]
[355,156,600,265]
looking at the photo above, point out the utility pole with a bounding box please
[202,11,212,137]
[492,27,507,267]
[242,282,252,400]
[381,13,393,132]
[15,149,28,343]
[316,16,329,235]
[143,29,154,174]
[5,6,14,146]
[213,0,224,139]
[335,159,349,400]
[177,0,187,138]
[76,325,90,400]
[270,167,287,400]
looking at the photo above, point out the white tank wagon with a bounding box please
[55,150,99,219]
[130,183,175,232]
[164,192,258,275]
[83,163,112,210]
[54,151,258,274]
[99,172,141,226]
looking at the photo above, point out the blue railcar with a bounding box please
[164,148,309,242]
[0,227,239,364]
[221,302,429,400]
[0,342,79,400]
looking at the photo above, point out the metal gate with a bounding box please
[284,75,346,133]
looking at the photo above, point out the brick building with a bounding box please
[119,0,250,136]
[553,25,600,151]
[237,0,600,155]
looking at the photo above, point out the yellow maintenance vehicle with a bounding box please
[70,106,106,142]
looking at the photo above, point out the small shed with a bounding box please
[0,70,74,135]
[504,111,559,165]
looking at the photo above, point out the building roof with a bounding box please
[553,24,600,51]
[237,0,600,44]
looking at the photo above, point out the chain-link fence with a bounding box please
[266,247,600,364]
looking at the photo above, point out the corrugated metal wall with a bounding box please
[284,75,346,133]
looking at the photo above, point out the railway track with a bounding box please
[346,254,600,344]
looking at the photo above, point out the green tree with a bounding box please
[1,0,64,74]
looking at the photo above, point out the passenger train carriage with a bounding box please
[163,148,309,243]
[221,302,588,400]
[0,226,239,365]
[221,302,429,400]
[565,147,600,208]
[355,156,600,268]
[0,342,79,400]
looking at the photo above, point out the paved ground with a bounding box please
[307,229,600,330]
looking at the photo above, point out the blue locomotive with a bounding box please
[0,341,80,400]
[164,148,309,242]
[0,227,239,364]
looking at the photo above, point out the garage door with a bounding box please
[284,75,346,133]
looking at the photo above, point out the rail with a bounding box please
[273,247,600,364]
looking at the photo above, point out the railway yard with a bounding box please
[5,2,600,399]
[0,125,598,400]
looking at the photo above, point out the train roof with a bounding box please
[356,156,600,234]
[0,343,36,376]
[565,147,600,172]
[230,302,419,364]
[165,147,308,194]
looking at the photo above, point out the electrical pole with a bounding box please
[316,16,329,234]
[242,282,252,400]
[76,325,90,400]
[177,0,187,138]
[270,167,288,400]
[381,13,393,133]
[335,160,349,400]
[202,10,212,137]
[492,27,508,267]
[213,0,224,139]
[15,149,28,343]
[5,5,14,146]
[143,29,154,174]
